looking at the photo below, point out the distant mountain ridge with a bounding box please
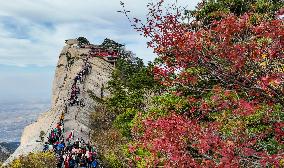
[0,142,19,162]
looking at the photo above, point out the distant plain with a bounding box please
[0,102,50,142]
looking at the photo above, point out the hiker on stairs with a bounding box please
[40,59,101,167]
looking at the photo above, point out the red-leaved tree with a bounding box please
[120,0,284,167]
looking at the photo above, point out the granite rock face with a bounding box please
[4,42,113,164]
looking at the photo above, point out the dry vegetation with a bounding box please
[90,104,129,168]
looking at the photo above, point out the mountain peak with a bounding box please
[4,38,121,164]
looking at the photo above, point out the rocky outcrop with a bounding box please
[4,40,114,164]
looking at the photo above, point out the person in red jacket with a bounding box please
[64,156,70,168]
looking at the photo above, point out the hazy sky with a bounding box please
[0,0,200,103]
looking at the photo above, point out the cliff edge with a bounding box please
[4,38,114,164]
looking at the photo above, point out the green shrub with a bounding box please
[192,0,284,25]
[66,52,74,67]
[77,37,90,47]
[114,108,138,138]
[104,151,124,168]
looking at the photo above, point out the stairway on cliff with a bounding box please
[4,38,116,165]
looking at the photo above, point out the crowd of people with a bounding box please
[68,60,92,107]
[40,59,99,167]
[69,83,82,106]
[43,112,99,167]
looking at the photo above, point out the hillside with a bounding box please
[4,38,114,165]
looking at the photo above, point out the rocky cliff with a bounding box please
[4,40,114,164]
